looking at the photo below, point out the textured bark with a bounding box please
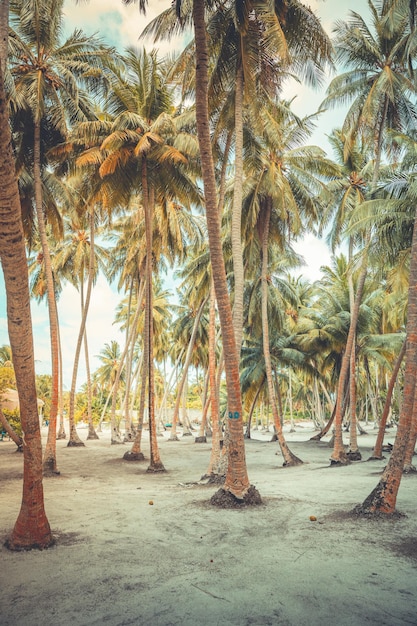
[0,61,53,549]
[203,281,222,478]
[193,0,256,499]
[169,297,207,441]
[260,200,302,466]
[33,120,61,468]
[143,173,165,473]
[370,340,406,460]
[231,63,245,354]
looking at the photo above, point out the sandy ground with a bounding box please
[0,421,416,626]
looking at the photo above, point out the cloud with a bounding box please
[63,0,187,55]
[292,234,332,283]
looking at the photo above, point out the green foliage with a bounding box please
[2,408,22,437]
[0,366,16,392]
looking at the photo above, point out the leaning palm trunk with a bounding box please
[331,243,369,464]
[260,201,302,466]
[33,120,60,473]
[0,49,53,548]
[67,207,99,448]
[370,339,406,460]
[355,210,417,514]
[193,0,259,503]
[109,285,144,445]
[169,297,208,441]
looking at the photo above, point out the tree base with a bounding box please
[43,468,61,477]
[5,535,56,552]
[195,436,207,443]
[210,485,262,508]
[167,435,179,442]
[403,464,417,474]
[270,434,278,442]
[87,432,99,441]
[123,451,145,462]
[368,454,385,461]
[329,456,350,466]
[347,450,362,461]
[146,463,166,473]
[182,432,193,437]
[282,455,303,467]
[67,440,85,448]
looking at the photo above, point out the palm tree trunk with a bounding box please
[192,0,258,502]
[57,315,66,439]
[33,119,60,473]
[84,329,98,440]
[203,280,223,480]
[110,282,145,445]
[244,379,264,439]
[169,297,208,441]
[143,170,165,473]
[67,208,99,448]
[231,63,245,354]
[356,210,417,514]
[0,58,53,549]
[370,339,406,460]
[260,200,302,466]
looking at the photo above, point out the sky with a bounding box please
[0,0,370,389]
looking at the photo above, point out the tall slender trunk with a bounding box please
[67,209,99,447]
[193,0,258,502]
[110,286,143,445]
[142,168,164,472]
[260,200,302,466]
[0,51,53,548]
[203,280,222,479]
[56,315,66,438]
[231,63,245,354]
[169,297,207,441]
[33,119,60,473]
[332,99,388,464]
[84,329,98,440]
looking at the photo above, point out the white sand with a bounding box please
[0,423,416,626]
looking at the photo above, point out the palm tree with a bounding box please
[54,207,109,444]
[8,0,116,472]
[240,100,338,464]
[321,0,417,464]
[191,0,262,504]
[0,1,52,549]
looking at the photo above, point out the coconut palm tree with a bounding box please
[8,0,116,472]
[54,207,109,443]
[321,0,417,464]
[0,1,52,549]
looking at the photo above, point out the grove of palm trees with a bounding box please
[1,0,417,623]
